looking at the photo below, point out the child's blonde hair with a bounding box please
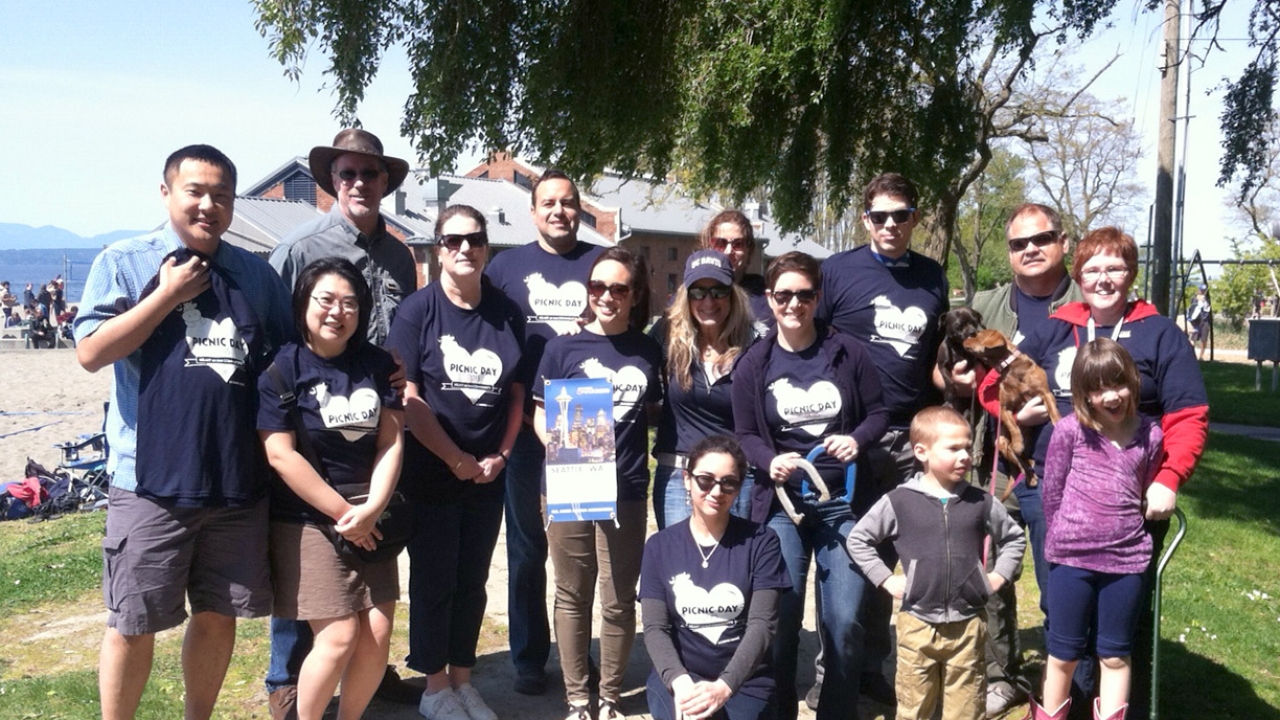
[1071,338,1140,432]
[909,405,969,449]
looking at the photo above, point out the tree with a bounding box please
[1022,91,1147,239]
[949,145,1027,299]
[252,0,1120,241]
[1213,234,1280,327]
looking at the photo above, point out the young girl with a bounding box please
[1034,338,1164,720]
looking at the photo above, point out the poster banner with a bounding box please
[544,377,617,522]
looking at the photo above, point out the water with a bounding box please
[0,249,102,304]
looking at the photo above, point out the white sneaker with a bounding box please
[419,688,472,720]
[455,683,498,720]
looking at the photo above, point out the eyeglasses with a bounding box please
[311,294,359,314]
[864,208,915,225]
[711,237,749,252]
[1007,231,1061,253]
[334,168,384,184]
[691,473,741,494]
[769,289,818,306]
[588,281,632,299]
[1080,266,1130,282]
[438,232,489,250]
[688,285,732,301]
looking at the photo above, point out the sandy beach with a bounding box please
[0,348,111,484]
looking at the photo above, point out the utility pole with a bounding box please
[1152,0,1181,316]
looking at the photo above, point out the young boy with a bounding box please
[846,406,1026,720]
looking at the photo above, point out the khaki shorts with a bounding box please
[269,521,399,620]
[102,486,272,636]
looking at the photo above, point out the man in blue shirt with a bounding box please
[75,145,293,720]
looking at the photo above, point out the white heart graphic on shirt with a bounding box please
[525,273,588,334]
[579,358,648,421]
[440,335,503,403]
[317,387,381,441]
[1054,345,1077,397]
[670,572,745,645]
[870,295,928,357]
[181,302,248,382]
[770,378,842,437]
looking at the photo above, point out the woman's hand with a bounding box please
[675,678,733,720]
[1015,396,1052,426]
[768,453,802,484]
[335,501,384,551]
[1144,483,1177,520]
[451,453,484,481]
[822,434,859,464]
[475,454,506,484]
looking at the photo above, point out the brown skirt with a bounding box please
[270,520,399,620]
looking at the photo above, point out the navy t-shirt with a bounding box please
[385,282,527,502]
[817,246,948,426]
[740,274,775,337]
[759,338,850,491]
[258,342,401,523]
[1009,286,1054,347]
[654,357,741,456]
[535,328,663,500]
[638,516,790,699]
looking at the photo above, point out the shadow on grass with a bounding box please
[1200,361,1280,427]
[1156,639,1280,719]
[1178,432,1280,536]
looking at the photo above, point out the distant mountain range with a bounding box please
[0,223,145,250]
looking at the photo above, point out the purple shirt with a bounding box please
[1042,414,1163,574]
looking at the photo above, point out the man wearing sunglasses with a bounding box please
[484,169,606,697]
[270,128,418,347]
[265,128,422,717]
[815,172,949,710]
[965,202,1082,718]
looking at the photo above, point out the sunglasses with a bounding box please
[690,473,742,494]
[769,289,818,306]
[711,237,749,252]
[437,232,489,250]
[688,285,732,301]
[864,208,915,225]
[588,281,632,299]
[335,168,384,184]
[1007,231,1061,253]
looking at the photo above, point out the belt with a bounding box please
[654,452,688,470]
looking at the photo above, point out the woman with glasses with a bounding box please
[386,205,526,720]
[978,227,1208,720]
[700,210,773,335]
[640,435,790,720]
[533,247,664,720]
[651,249,758,529]
[732,251,889,720]
[259,257,405,720]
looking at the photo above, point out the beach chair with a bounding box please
[52,403,110,511]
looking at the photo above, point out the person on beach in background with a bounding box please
[74,145,293,720]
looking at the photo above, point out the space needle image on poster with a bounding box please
[544,377,617,522]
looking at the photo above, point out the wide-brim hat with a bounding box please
[309,128,410,198]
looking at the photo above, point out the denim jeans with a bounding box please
[646,669,777,720]
[653,464,756,530]
[503,427,551,677]
[265,617,312,691]
[1012,479,1049,617]
[406,492,505,674]
[768,497,870,720]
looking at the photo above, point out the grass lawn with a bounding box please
[1,431,1277,718]
[1200,360,1280,427]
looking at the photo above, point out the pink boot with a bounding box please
[1093,697,1127,720]
[1027,697,1071,720]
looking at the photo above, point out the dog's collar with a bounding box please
[996,350,1022,373]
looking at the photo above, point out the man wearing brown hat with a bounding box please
[265,129,422,718]
[269,128,418,345]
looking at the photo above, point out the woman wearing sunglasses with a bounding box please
[650,249,758,529]
[732,251,889,720]
[533,247,664,720]
[385,205,527,720]
[640,435,790,720]
[259,258,405,720]
[699,210,773,335]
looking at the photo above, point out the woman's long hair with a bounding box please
[665,282,753,391]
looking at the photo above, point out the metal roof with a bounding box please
[222,196,323,254]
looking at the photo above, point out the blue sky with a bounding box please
[0,0,1260,264]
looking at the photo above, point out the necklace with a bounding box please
[696,539,718,569]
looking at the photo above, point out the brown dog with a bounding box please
[962,328,1060,494]
[936,307,985,412]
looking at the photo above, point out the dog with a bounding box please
[935,307,985,412]
[962,328,1061,494]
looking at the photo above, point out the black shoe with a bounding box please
[805,682,821,711]
[860,672,896,707]
[374,665,422,705]
[514,670,548,696]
